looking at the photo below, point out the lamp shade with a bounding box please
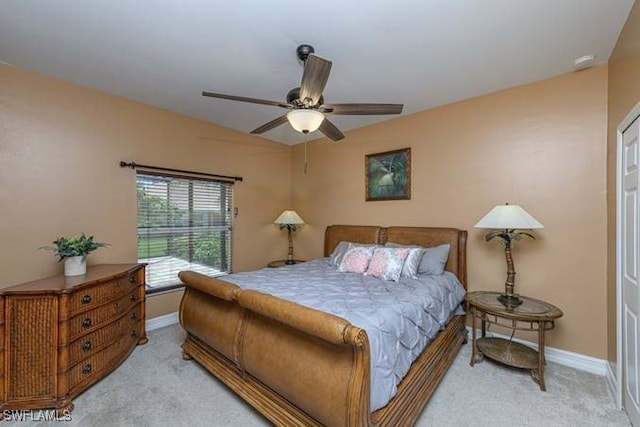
[287,109,324,133]
[274,210,305,225]
[474,204,543,229]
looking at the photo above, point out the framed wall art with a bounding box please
[365,147,411,201]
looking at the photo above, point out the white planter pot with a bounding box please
[64,256,87,276]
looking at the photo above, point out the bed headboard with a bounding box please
[323,225,382,257]
[323,225,468,288]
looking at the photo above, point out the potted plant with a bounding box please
[41,233,108,276]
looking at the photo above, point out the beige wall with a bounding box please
[292,67,608,358]
[0,63,292,318]
[607,2,640,365]
[0,47,614,358]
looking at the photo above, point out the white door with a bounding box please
[623,115,640,426]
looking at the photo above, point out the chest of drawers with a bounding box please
[0,264,147,413]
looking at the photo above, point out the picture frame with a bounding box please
[365,147,411,201]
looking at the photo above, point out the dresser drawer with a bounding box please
[68,306,141,366]
[69,290,140,340]
[68,332,139,390]
[69,272,140,315]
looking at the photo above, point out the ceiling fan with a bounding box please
[202,44,404,142]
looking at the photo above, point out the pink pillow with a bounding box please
[365,247,410,281]
[338,245,375,274]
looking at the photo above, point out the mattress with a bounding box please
[224,258,466,411]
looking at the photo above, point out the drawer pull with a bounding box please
[83,363,92,374]
[130,294,137,302]
[82,341,92,351]
[82,318,92,329]
[130,330,138,337]
[130,312,137,320]
[81,295,91,304]
[129,275,138,284]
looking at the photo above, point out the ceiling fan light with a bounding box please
[287,109,324,133]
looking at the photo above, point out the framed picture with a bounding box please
[365,147,411,201]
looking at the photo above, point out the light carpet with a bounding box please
[5,324,630,426]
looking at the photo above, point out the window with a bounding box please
[136,171,233,293]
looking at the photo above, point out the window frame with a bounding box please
[135,170,234,294]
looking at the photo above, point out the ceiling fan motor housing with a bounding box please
[287,87,323,107]
[296,44,315,62]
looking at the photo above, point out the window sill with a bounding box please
[145,284,185,296]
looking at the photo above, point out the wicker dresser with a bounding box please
[0,264,147,413]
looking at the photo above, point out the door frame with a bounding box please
[616,101,640,410]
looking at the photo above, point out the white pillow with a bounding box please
[385,243,423,278]
[402,247,424,278]
[386,242,451,276]
[329,241,351,267]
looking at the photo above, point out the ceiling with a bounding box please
[0,1,635,146]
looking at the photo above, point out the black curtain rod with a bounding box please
[119,161,243,182]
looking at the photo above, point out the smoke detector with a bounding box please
[573,55,596,70]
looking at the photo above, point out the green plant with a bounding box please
[41,233,108,262]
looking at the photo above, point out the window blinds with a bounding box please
[136,171,233,292]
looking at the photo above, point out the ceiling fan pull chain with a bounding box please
[303,136,308,175]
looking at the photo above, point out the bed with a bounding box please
[178,225,468,426]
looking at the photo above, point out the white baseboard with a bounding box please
[146,311,179,331]
[606,361,621,408]
[467,327,607,376]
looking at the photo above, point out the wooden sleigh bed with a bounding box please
[178,225,468,426]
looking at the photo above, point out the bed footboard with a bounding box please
[179,271,371,426]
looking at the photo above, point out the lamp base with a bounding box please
[497,294,523,308]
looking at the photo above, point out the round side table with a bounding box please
[466,291,563,391]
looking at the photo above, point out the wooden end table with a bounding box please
[466,291,563,391]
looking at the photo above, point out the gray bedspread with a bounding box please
[223,258,466,411]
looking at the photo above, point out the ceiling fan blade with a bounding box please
[299,54,332,107]
[320,103,404,115]
[318,118,345,142]
[202,91,293,109]
[250,114,290,134]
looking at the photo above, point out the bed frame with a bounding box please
[178,225,467,426]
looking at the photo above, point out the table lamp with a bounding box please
[274,210,305,264]
[474,203,543,307]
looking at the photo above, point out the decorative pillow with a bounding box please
[338,244,376,274]
[385,243,424,279]
[329,241,351,267]
[386,242,450,276]
[365,247,410,281]
[418,244,450,275]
